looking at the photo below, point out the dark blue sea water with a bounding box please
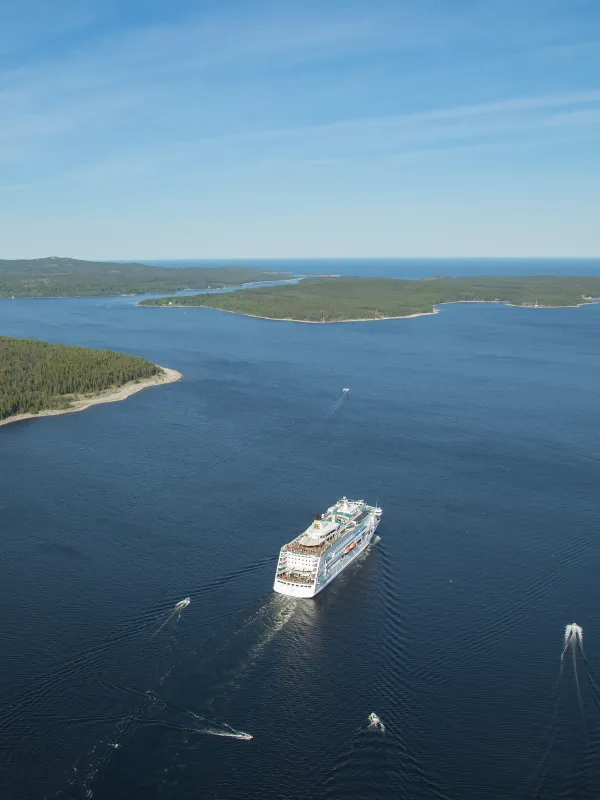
[1,275,600,799]
[142,257,600,279]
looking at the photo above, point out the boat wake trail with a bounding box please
[49,594,291,798]
[323,390,350,422]
[308,389,350,434]
[0,556,271,742]
[49,695,253,798]
[580,653,600,711]
[563,624,585,718]
[526,623,592,798]
[149,597,191,640]
[202,594,297,713]
[321,713,452,800]
[131,700,254,741]
[185,710,252,740]
[0,607,172,736]
[562,623,584,663]
[327,390,349,416]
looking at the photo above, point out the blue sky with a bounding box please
[1,0,599,258]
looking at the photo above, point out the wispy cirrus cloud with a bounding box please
[4,88,596,194]
[0,4,394,168]
[0,1,599,257]
[2,0,596,151]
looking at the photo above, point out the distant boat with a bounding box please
[343,388,350,393]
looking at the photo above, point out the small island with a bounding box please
[139,275,600,322]
[0,337,181,426]
[0,257,290,298]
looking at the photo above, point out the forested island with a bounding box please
[0,337,180,424]
[0,257,290,298]
[140,275,600,322]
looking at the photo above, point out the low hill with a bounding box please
[139,275,600,322]
[0,257,290,298]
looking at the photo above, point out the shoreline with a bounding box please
[139,305,440,322]
[0,277,296,301]
[0,365,182,427]
[140,297,599,323]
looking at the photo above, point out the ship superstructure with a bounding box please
[273,497,382,598]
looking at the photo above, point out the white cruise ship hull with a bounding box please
[273,501,381,599]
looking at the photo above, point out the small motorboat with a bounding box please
[368,713,385,731]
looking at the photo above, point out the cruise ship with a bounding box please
[273,497,382,598]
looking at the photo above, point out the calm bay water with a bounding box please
[1,268,600,799]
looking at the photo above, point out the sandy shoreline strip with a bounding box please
[143,306,440,323]
[0,365,182,427]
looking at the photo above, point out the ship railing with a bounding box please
[277,571,315,585]
[286,542,327,555]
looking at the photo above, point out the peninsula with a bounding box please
[0,337,181,426]
[0,257,290,298]
[139,276,600,322]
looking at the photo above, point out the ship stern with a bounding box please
[273,577,317,598]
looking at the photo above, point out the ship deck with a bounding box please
[277,572,314,584]
[285,540,329,555]
[284,510,370,555]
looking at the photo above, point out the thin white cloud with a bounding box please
[234,90,600,143]
[0,4,390,159]
[1,1,598,209]
[3,89,597,193]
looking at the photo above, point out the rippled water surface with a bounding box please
[1,288,600,799]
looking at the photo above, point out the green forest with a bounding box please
[0,257,290,298]
[140,275,600,321]
[0,337,160,420]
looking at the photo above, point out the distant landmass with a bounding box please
[0,337,180,425]
[0,257,290,298]
[139,275,600,322]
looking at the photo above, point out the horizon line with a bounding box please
[3,254,600,262]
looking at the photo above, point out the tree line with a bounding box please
[140,275,600,322]
[0,336,160,420]
[0,257,289,297]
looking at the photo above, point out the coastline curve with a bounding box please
[138,298,599,324]
[0,365,182,427]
